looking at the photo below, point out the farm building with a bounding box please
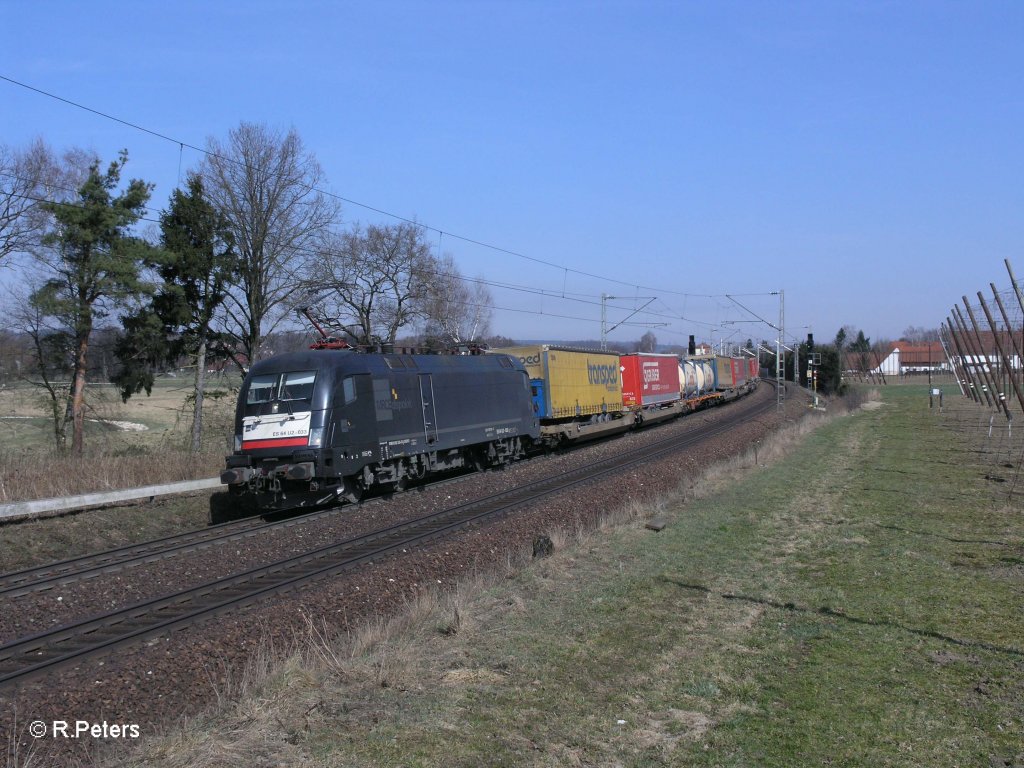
[871,342,950,375]
[871,333,1024,378]
[945,329,1022,375]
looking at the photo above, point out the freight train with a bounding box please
[212,343,759,522]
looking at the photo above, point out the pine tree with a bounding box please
[114,174,237,453]
[33,151,153,454]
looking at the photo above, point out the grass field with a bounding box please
[0,375,240,451]
[113,384,1024,767]
[0,376,240,502]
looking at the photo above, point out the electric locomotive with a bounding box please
[213,348,539,521]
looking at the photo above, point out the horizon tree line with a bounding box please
[0,123,494,455]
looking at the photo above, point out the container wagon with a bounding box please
[683,356,725,409]
[747,357,760,382]
[619,352,685,426]
[686,358,714,395]
[731,357,748,388]
[490,345,628,443]
[620,353,682,408]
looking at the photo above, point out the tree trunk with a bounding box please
[191,336,208,454]
[48,386,66,452]
[69,331,89,456]
[28,328,67,451]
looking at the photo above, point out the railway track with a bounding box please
[0,397,748,600]
[0,515,268,598]
[0,465,494,600]
[0,388,774,689]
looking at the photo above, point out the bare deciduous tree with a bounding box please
[304,222,436,346]
[0,139,69,267]
[635,331,658,353]
[420,255,493,346]
[901,325,939,343]
[201,122,338,367]
[6,283,74,450]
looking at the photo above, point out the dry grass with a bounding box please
[5,709,44,768]
[101,399,839,768]
[0,448,224,504]
[0,377,238,503]
[680,406,844,504]
[100,572,522,768]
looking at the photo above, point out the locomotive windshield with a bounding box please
[246,371,317,407]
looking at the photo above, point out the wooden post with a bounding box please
[991,285,1024,413]
[945,314,975,401]
[964,296,1012,420]
[1003,259,1024,413]
[978,291,1024,416]
[954,304,994,408]
[943,319,974,400]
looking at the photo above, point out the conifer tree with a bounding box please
[33,151,152,454]
[114,174,237,453]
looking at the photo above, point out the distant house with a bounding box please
[692,343,713,356]
[206,351,250,374]
[871,341,949,375]
[945,329,1019,376]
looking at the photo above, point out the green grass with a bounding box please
[113,386,1024,767]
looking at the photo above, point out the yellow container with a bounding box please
[492,345,623,419]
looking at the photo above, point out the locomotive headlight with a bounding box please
[307,427,324,448]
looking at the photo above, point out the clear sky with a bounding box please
[2,0,1022,349]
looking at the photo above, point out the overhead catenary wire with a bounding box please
[0,72,776,305]
[1,75,787,349]
[3,187,748,341]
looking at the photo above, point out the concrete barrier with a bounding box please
[0,478,224,523]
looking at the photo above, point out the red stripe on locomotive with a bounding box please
[241,437,309,450]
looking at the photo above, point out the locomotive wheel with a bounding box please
[469,450,487,472]
[342,477,365,504]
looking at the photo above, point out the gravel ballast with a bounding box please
[1,385,805,766]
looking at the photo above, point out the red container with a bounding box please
[620,354,682,407]
[730,357,748,387]
[748,357,759,380]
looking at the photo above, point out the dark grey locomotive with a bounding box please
[214,349,539,520]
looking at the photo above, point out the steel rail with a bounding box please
[0,513,288,598]
[0,389,751,598]
[0,386,774,689]
[0,461,508,598]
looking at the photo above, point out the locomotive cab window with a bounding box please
[245,371,317,407]
[246,375,278,405]
[280,371,315,401]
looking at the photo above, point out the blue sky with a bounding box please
[2,1,1022,349]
